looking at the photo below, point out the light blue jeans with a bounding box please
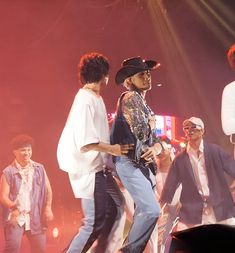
[116,156,160,253]
[4,222,46,253]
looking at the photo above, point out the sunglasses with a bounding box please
[183,125,202,131]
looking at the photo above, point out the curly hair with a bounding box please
[11,134,34,150]
[78,52,109,84]
[227,43,235,69]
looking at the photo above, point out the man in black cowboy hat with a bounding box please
[110,56,161,253]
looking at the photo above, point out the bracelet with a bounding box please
[10,204,18,211]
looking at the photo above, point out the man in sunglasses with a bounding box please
[160,116,235,231]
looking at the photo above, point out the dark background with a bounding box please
[0,0,234,250]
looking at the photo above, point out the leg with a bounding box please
[26,231,46,253]
[92,194,117,253]
[104,172,126,253]
[122,188,135,222]
[92,171,126,253]
[3,222,24,253]
[65,171,107,253]
[116,157,160,253]
[146,223,158,253]
[123,185,159,253]
[123,184,159,253]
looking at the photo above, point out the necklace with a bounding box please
[83,85,100,97]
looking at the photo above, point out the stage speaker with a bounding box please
[167,224,235,253]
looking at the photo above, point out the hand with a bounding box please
[154,142,162,156]
[140,146,156,163]
[110,144,134,156]
[230,180,235,191]
[9,209,20,225]
[114,176,125,191]
[148,115,156,130]
[230,180,235,202]
[43,206,54,222]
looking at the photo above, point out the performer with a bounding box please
[57,52,133,253]
[160,117,235,231]
[111,56,161,253]
[0,134,54,253]
[121,136,181,253]
[221,43,235,156]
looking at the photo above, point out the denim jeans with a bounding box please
[65,170,125,253]
[4,222,46,253]
[116,156,160,253]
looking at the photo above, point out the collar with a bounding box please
[186,139,204,154]
[13,159,35,172]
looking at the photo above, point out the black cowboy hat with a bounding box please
[115,56,160,84]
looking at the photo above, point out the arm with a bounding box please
[76,100,134,156]
[122,92,151,141]
[0,174,20,224]
[0,174,16,209]
[121,91,155,161]
[43,170,54,221]
[159,159,181,205]
[81,142,134,156]
[218,145,235,179]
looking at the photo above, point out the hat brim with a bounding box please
[115,60,158,84]
[183,117,204,129]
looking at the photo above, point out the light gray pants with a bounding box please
[116,156,160,253]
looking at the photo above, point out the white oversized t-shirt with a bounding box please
[221,80,235,135]
[57,88,110,199]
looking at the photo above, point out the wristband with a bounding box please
[10,204,18,211]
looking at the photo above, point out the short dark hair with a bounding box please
[11,134,34,150]
[227,43,235,69]
[78,52,109,84]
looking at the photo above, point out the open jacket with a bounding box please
[160,141,235,224]
[2,162,47,234]
[110,91,157,175]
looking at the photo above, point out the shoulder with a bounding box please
[224,80,235,89]
[223,81,235,94]
[32,162,45,172]
[122,91,142,104]
[204,142,225,155]
[69,90,96,117]
[2,164,18,184]
[204,142,219,150]
[74,89,95,104]
[33,161,44,167]
[3,163,17,174]
[173,150,188,163]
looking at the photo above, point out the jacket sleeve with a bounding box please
[218,145,235,179]
[122,91,151,142]
[159,158,181,204]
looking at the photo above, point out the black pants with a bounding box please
[64,170,125,253]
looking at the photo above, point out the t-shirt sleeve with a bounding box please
[221,81,235,135]
[74,103,100,150]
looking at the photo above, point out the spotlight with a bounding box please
[179,142,186,148]
[52,227,59,239]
